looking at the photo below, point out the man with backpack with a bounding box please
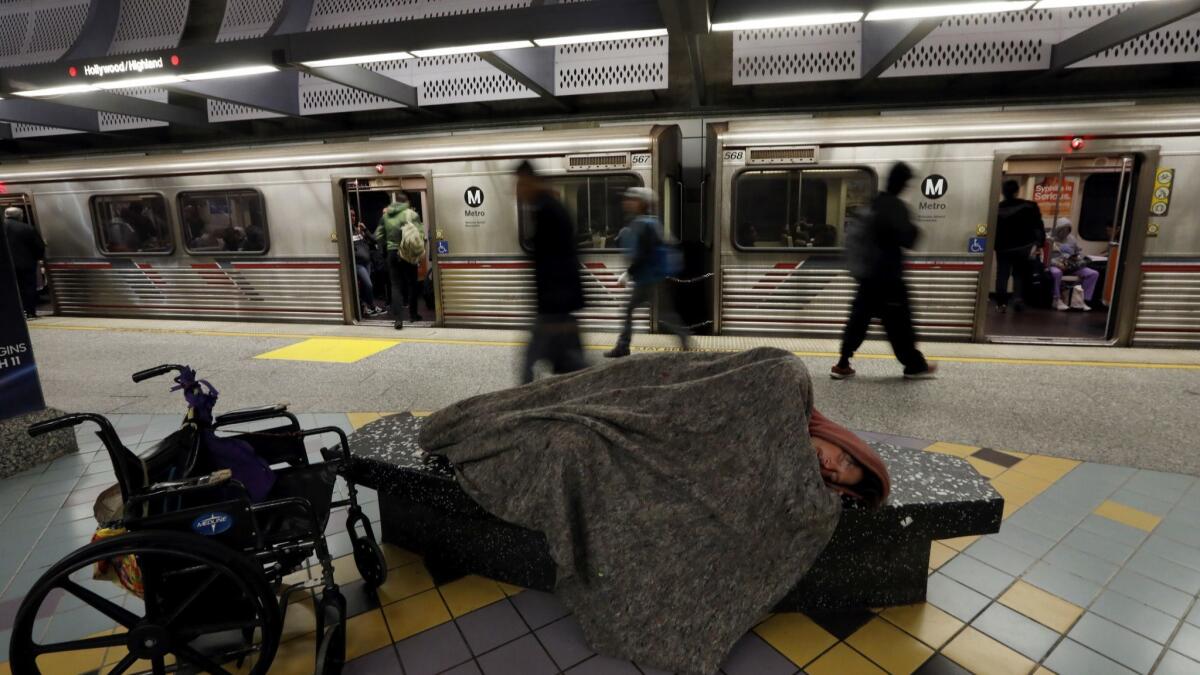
[374,194,426,330]
[833,162,937,380]
[993,179,1047,312]
[605,187,690,358]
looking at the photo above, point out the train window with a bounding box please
[733,168,875,250]
[92,194,173,255]
[179,190,269,255]
[520,174,642,251]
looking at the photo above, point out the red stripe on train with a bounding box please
[439,262,533,270]
[1141,264,1200,272]
[230,263,340,270]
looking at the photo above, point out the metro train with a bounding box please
[2,102,1198,347]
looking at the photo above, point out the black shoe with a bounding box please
[1013,300,1025,313]
[604,346,630,358]
[393,321,403,330]
[996,303,1007,314]
[410,314,424,322]
[903,363,939,380]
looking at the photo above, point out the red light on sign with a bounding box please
[375,164,385,174]
[170,54,180,66]
[1070,137,1085,151]
[68,66,77,77]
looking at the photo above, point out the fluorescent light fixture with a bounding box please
[411,40,534,57]
[93,75,185,90]
[866,1,1034,21]
[179,65,279,81]
[13,84,98,97]
[1034,0,1157,7]
[301,51,414,68]
[711,11,864,30]
[533,28,668,46]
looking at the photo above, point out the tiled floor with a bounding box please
[1,413,1199,674]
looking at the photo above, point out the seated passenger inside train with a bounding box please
[1048,218,1100,311]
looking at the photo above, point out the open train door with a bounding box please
[0,193,48,315]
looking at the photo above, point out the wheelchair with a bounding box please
[8,364,387,675]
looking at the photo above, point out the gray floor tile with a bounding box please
[395,621,472,675]
[1189,602,1200,627]
[344,646,403,675]
[566,655,640,675]
[1157,521,1200,549]
[990,522,1058,558]
[1109,570,1192,618]
[963,538,1037,577]
[536,616,595,671]
[1060,528,1137,565]
[971,603,1058,661]
[1123,470,1196,502]
[511,589,570,630]
[1171,622,1200,664]
[1126,551,1200,594]
[1005,506,1077,542]
[939,554,1015,599]
[1068,463,1137,486]
[926,573,991,623]
[477,634,557,675]
[1090,590,1181,644]
[13,493,68,516]
[1111,488,1177,516]
[1142,535,1200,573]
[441,662,482,675]
[1035,488,1108,514]
[1022,561,1102,607]
[1156,650,1200,675]
[1044,543,1120,584]
[457,600,529,656]
[1165,505,1200,528]
[1045,639,1135,675]
[720,633,799,675]
[1068,613,1163,674]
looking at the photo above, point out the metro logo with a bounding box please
[921,174,948,200]
[464,187,485,208]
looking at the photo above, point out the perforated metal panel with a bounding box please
[415,54,536,106]
[207,99,285,123]
[217,0,284,42]
[109,0,190,55]
[884,10,1058,77]
[1073,9,1200,68]
[11,123,83,139]
[0,0,88,68]
[98,88,170,132]
[300,60,411,115]
[555,36,668,95]
[306,0,531,32]
[733,24,860,85]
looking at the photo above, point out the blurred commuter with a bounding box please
[375,195,425,329]
[182,204,207,242]
[350,209,381,317]
[1049,218,1099,311]
[833,162,937,380]
[126,202,156,247]
[2,207,45,319]
[515,161,586,383]
[605,187,689,358]
[993,179,1046,312]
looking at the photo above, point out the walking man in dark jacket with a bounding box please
[516,161,586,383]
[993,179,1046,312]
[832,162,937,380]
[2,207,45,319]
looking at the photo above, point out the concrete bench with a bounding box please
[348,413,1003,611]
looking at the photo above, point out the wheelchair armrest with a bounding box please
[214,404,292,427]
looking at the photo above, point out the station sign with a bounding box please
[73,55,178,80]
[1151,168,1174,217]
[0,232,45,421]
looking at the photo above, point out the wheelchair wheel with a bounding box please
[10,530,281,675]
[346,509,387,590]
[314,590,346,675]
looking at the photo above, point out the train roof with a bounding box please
[0,124,663,184]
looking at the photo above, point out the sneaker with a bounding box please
[393,321,403,330]
[1054,300,1069,311]
[903,363,939,380]
[830,364,856,380]
[604,346,630,358]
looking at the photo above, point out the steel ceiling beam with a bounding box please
[0,99,100,132]
[63,91,208,126]
[169,71,301,117]
[659,0,709,107]
[268,0,314,36]
[860,17,941,81]
[62,0,122,60]
[1050,0,1200,72]
[301,64,418,107]
[478,47,568,111]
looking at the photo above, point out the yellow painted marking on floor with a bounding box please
[29,323,1200,370]
[347,412,383,430]
[1095,499,1162,532]
[255,338,400,363]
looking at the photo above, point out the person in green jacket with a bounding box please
[374,194,426,329]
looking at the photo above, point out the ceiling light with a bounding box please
[866,2,1034,21]
[711,12,864,31]
[533,28,668,46]
[411,40,534,57]
[179,65,279,81]
[301,51,414,68]
[93,75,185,90]
[1034,0,1158,8]
[13,84,97,97]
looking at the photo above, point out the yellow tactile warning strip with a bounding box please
[254,337,401,363]
[1094,499,1162,532]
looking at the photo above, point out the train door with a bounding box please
[984,154,1140,343]
[0,193,48,315]
[341,177,434,325]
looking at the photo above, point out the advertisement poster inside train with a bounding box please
[1033,175,1076,218]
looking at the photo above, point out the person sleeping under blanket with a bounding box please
[419,347,890,675]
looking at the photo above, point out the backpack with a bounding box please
[656,235,684,280]
[844,205,879,281]
[399,217,426,264]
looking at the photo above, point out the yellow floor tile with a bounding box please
[846,617,934,675]
[496,581,525,596]
[331,554,364,586]
[381,544,421,570]
[1003,449,1031,459]
[1095,499,1162,532]
[966,456,1008,479]
[941,535,980,552]
[999,581,1083,633]
[36,636,109,674]
[805,643,886,675]
[943,627,1035,675]
[1009,455,1080,483]
[1034,668,1056,675]
[378,560,435,605]
[992,471,1054,496]
[926,441,979,458]
[754,613,838,667]
[880,603,964,650]
[990,479,1037,506]
[439,575,506,617]
[347,412,383,430]
[383,588,453,641]
[281,597,319,642]
[930,541,957,570]
[0,662,10,675]
[255,338,400,363]
[258,634,317,674]
[412,410,432,417]
[345,610,393,661]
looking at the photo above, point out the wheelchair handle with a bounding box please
[132,364,188,383]
[28,412,111,437]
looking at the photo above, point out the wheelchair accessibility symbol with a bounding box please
[968,237,987,254]
[192,512,233,536]
[436,240,449,255]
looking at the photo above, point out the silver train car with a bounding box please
[707,104,1200,347]
[1,124,683,332]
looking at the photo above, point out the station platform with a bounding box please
[4,317,1200,674]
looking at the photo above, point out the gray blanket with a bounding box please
[419,347,842,674]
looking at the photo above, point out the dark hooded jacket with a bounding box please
[2,217,44,274]
[995,197,1045,253]
[869,163,921,282]
[528,189,585,315]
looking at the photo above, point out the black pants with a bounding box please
[387,252,420,321]
[522,314,586,384]
[616,281,688,350]
[839,278,928,372]
[15,266,37,317]
[994,249,1030,306]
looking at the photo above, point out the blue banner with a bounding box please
[0,234,44,421]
